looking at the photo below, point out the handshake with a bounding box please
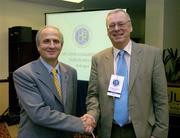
[81,114,96,134]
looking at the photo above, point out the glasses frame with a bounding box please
[107,20,131,31]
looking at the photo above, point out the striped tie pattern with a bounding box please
[51,68,62,98]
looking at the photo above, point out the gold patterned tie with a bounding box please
[51,68,62,98]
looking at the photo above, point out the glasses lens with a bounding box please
[108,21,130,30]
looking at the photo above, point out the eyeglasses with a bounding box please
[108,20,131,30]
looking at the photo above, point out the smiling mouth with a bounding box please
[113,33,123,38]
[47,51,56,54]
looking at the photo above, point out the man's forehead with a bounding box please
[42,27,58,33]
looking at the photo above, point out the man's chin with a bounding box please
[46,56,58,61]
[113,39,124,43]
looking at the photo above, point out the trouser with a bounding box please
[111,123,136,138]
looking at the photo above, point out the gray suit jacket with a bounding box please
[86,42,169,138]
[13,58,84,138]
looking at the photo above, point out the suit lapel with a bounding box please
[34,59,54,92]
[59,63,69,105]
[103,48,114,81]
[103,48,116,113]
[34,59,64,104]
[129,42,143,94]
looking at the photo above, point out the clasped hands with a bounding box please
[81,114,96,134]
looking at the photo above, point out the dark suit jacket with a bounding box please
[13,58,84,138]
[86,42,169,138]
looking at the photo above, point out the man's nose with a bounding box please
[114,24,120,30]
[49,40,55,47]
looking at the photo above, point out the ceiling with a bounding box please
[20,0,145,12]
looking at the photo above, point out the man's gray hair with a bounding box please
[106,8,131,27]
[35,26,64,47]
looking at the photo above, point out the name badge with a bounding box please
[107,74,124,98]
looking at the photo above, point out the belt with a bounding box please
[112,123,133,128]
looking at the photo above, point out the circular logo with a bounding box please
[112,79,119,86]
[74,25,90,47]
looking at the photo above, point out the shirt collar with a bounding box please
[113,40,132,57]
[40,57,60,74]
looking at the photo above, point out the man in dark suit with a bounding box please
[13,26,93,138]
[83,9,169,138]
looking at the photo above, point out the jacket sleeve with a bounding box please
[151,49,169,138]
[86,55,100,122]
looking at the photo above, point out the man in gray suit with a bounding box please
[83,9,169,138]
[13,26,94,138]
